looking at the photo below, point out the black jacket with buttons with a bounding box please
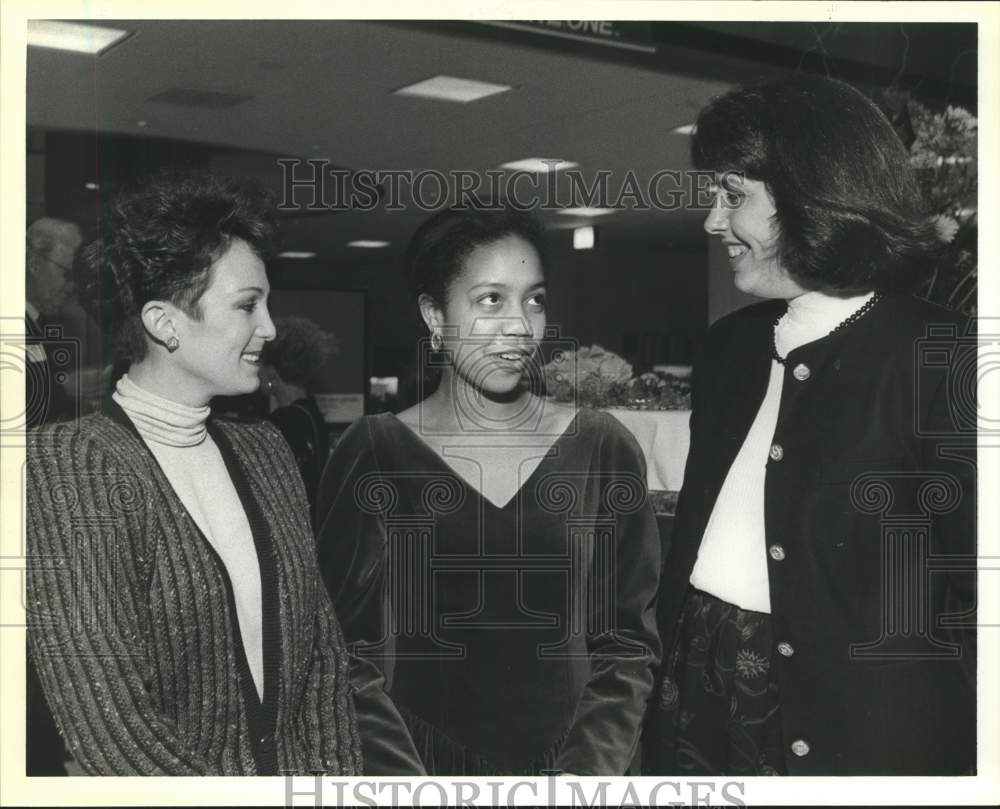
[643,294,976,775]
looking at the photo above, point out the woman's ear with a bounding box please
[417,293,443,333]
[139,300,180,350]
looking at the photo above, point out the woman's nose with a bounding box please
[259,307,277,340]
[703,197,729,235]
[500,310,532,337]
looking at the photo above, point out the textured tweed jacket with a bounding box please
[26,401,363,775]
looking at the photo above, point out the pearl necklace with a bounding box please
[770,292,882,366]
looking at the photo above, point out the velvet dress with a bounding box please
[316,408,661,775]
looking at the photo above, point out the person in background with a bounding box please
[25,217,83,428]
[642,75,975,776]
[258,316,338,522]
[316,206,661,776]
[24,217,83,776]
[26,172,419,775]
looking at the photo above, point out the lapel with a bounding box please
[103,397,282,773]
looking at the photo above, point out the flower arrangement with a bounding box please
[543,345,692,410]
[894,97,978,316]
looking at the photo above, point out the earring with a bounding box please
[430,331,443,351]
[166,336,180,353]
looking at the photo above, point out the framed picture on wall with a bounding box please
[267,288,368,423]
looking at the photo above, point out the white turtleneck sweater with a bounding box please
[689,291,875,613]
[113,374,264,699]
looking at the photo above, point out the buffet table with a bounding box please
[604,408,691,493]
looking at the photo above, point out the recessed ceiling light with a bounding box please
[557,207,615,217]
[394,75,511,103]
[27,21,132,56]
[348,240,390,249]
[573,226,596,250]
[84,182,99,191]
[136,120,149,128]
[499,158,579,173]
[278,251,316,259]
[671,123,697,135]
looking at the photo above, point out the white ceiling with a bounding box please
[27,20,733,259]
[26,19,976,262]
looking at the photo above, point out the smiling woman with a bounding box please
[643,75,975,778]
[316,206,663,776]
[23,172,418,775]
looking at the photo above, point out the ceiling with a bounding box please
[26,19,977,262]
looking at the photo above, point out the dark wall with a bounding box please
[272,242,709,380]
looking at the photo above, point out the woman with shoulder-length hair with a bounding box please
[25,172,418,775]
[642,75,975,776]
[316,205,661,776]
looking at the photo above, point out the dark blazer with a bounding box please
[643,294,976,775]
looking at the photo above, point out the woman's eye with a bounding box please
[721,190,743,208]
[527,294,546,309]
[478,293,501,306]
[239,301,258,313]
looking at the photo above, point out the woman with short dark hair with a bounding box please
[25,172,398,775]
[316,205,661,775]
[642,75,975,776]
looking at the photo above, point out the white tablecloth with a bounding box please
[605,408,691,492]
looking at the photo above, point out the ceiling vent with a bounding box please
[146,88,253,109]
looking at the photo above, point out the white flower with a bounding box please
[932,214,960,243]
[735,649,769,679]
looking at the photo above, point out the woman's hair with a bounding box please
[691,74,942,293]
[264,316,339,390]
[80,171,277,360]
[404,206,546,305]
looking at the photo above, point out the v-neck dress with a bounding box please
[316,408,662,775]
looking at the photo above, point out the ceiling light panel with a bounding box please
[499,158,579,173]
[27,20,131,55]
[394,75,511,103]
[557,207,615,217]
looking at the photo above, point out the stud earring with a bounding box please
[166,336,180,353]
[430,331,443,351]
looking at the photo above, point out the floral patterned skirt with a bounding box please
[645,587,786,776]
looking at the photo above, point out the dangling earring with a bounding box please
[166,336,180,353]
[430,331,443,351]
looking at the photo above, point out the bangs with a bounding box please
[691,92,769,182]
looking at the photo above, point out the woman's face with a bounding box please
[431,233,547,398]
[171,237,276,401]
[703,173,807,300]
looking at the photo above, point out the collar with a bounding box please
[112,373,210,447]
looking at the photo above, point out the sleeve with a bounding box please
[301,574,365,774]
[555,415,662,776]
[25,428,215,775]
[314,418,426,776]
[914,322,977,652]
